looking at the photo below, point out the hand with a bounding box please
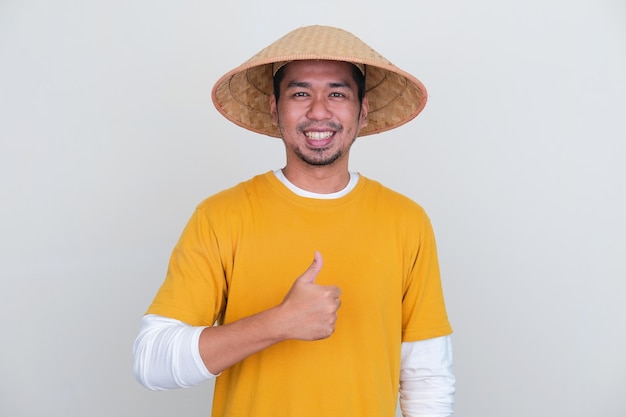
[278,252,341,341]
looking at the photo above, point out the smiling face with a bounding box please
[270,60,369,171]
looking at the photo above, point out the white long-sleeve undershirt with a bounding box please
[133,314,213,390]
[400,334,455,416]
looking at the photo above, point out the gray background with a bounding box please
[1,0,625,416]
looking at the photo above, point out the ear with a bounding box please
[359,95,369,128]
[269,94,278,126]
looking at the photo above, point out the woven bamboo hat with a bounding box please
[211,25,427,138]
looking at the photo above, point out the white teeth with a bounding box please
[305,131,333,140]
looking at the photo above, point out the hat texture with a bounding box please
[211,25,427,138]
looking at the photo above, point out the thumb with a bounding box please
[295,251,323,284]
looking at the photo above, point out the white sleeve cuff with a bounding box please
[399,335,455,417]
[133,314,217,390]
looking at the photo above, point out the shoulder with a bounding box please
[195,172,273,213]
[359,176,429,218]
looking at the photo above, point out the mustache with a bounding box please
[297,121,343,132]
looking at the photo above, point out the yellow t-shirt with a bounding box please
[147,172,452,417]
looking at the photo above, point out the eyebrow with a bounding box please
[285,81,352,89]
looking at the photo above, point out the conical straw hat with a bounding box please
[211,25,427,138]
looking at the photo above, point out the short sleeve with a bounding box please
[146,206,228,326]
[401,213,453,342]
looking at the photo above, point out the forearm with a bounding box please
[399,336,455,417]
[133,309,289,389]
[198,305,289,374]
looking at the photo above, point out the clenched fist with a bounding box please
[278,252,341,341]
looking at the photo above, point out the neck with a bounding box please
[281,164,351,194]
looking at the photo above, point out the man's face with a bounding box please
[270,60,369,168]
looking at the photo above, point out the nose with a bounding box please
[306,95,332,120]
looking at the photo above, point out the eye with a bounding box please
[293,92,309,97]
[329,92,346,98]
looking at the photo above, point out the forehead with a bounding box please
[280,60,357,85]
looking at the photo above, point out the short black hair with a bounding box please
[272,62,366,105]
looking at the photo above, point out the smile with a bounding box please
[305,131,334,140]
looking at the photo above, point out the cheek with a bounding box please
[275,107,300,128]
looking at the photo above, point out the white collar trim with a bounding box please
[273,169,359,199]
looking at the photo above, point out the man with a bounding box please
[134,25,455,417]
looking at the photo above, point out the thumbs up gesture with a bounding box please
[278,252,341,341]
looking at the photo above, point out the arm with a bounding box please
[134,252,341,388]
[399,336,455,417]
[200,252,340,374]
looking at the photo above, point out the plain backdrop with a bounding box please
[1,1,625,416]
